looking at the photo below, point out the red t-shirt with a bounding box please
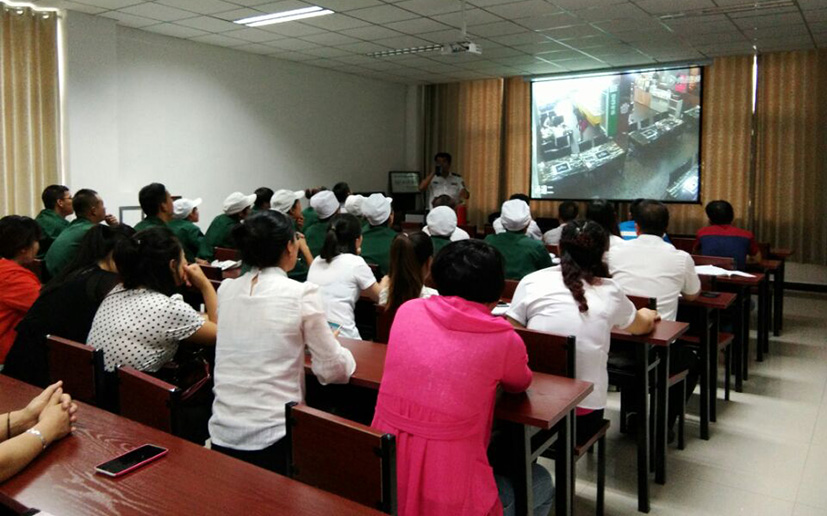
[0,259,40,363]
[695,224,759,270]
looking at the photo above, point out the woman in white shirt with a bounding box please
[506,220,658,441]
[307,214,381,340]
[209,211,355,474]
[587,199,626,249]
[379,231,438,314]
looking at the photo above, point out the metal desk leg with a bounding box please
[636,344,651,513]
[556,413,573,516]
[709,308,719,424]
[733,290,745,392]
[509,422,533,516]
[655,345,669,485]
[699,308,710,440]
[761,277,770,354]
[774,261,784,335]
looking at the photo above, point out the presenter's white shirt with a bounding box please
[494,218,543,241]
[307,253,377,339]
[209,267,356,450]
[506,266,636,410]
[427,172,466,208]
[607,234,701,321]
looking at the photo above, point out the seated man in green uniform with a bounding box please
[198,191,256,261]
[303,190,340,257]
[359,193,397,276]
[252,187,273,213]
[44,188,117,277]
[133,183,173,231]
[425,206,460,255]
[272,189,313,281]
[169,197,205,264]
[35,184,73,256]
[344,194,366,229]
[484,199,552,280]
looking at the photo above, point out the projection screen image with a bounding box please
[530,65,702,202]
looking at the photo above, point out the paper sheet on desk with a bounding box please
[549,253,560,265]
[211,259,241,271]
[695,265,755,278]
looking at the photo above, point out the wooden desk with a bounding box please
[768,248,791,336]
[712,272,769,378]
[0,376,380,516]
[306,338,593,516]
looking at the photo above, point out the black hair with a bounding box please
[587,199,620,237]
[629,198,645,220]
[138,183,168,217]
[560,220,610,313]
[385,231,433,316]
[637,200,670,236]
[320,214,362,262]
[232,211,295,269]
[705,200,734,225]
[509,193,530,204]
[332,182,351,204]
[558,201,579,223]
[432,194,456,209]
[0,216,42,259]
[304,186,327,199]
[434,152,452,164]
[254,187,274,210]
[113,227,183,297]
[42,224,135,295]
[431,239,504,304]
[41,185,69,210]
[73,189,99,218]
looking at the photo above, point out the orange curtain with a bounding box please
[755,49,827,265]
[0,4,60,217]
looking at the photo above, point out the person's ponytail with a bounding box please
[320,214,361,262]
[559,220,610,313]
[386,233,427,315]
[113,227,183,296]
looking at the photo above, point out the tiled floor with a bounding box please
[539,291,827,515]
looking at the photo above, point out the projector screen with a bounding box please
[530,65,703,202]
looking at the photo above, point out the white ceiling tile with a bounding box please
[254,0,315,12]
[479,45,524,58]
[298,13,372,30]
[492,54,543,65]
[554,58,608,70]
[156,0,239,15]
[665,18,738,35]
[175,16,239,32]
[733,12,804,28]
[223,0,272,5]
[564,34,619,49]
[99,10,158,27]
[384,17,452,35]
[347,4,419,23]
[549,0,626,9]
[337,41,393,53]
[256,21,328,36]
[432,8,502,27]
[312,0,383,10]
[727,6,799,18]
[141,22,208,38]
[235,42,281,54]
[513,12,579,30]
[634,0,715,15]
[300,32,361,45]
[468,0,526,6]
[468,20,526,37]
[190,33,248,47]
[339,25,404,39]
[513,40,568,54]
[392,0,463,16]
[575,3,650,22]
[57,2,107,14]
[538,23,602,40]
[118,3,199,21]
[211,8,263,21]
[418,28,466,43]
[488,31,550,46]
[373,34,433,48]
[273,51,322,61]
[336,54,382,65]
[268,37,321,50]
[302,46,353,58]
[799,0,827,9]
[72,0,142,8]
[222,28,283,42]
[804,9,827,22]
[485,0,562,19]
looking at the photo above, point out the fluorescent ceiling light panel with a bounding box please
[234,6,334,27]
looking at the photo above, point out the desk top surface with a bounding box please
[0,376,381,516]
[307,338,593,430]
[708,271,766,286]
[611,320,689,347]
[679,291,737,310]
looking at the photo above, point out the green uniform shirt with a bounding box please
[304,221,329,257]
[35,209,69,257]
[484,231,553,280]
[302,207,319,232]
[360,225,397,276]
[133,216,167,232]
[198,214,240,261]
[169,219,205,263]
[44,218,95,277]
[431,235,452,255]
[288,254,310,282]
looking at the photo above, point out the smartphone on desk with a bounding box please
[701,291,720,298]
[95,444,168,477]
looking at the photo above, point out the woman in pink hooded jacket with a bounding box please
[372,240,553,516]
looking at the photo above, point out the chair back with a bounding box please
[457,224,476,239]
[545,244,560,256]
[670,237,696,254]
[214,247,240,262]
[117,366,180,434]
[483,224,495,236]
[692,254,735,270]
[285,402,396,514]
[501,279,519,301]
[367,263,383,282]
[375,304,393,344]
[401,222,422,234]
[46,335,104,406]
[516,328,575,378]
[200,264,223,281]
[757,242,771,258]
[627,295,657,311]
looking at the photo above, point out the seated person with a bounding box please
[300,187,326,232]
[493,194,543,241]
[359,193,398,276]
[271,189,313,282]
[252,187,274,213]
[542,200,578,246]
[695,200,760,270]
[0,381,78,482]
[372,239,552,516]
[198,192,256,261]
[507,220,658,443]
[608,200,701,436]
[343,194,365,220]
[88,227,217,374]
[208,211,355,474]
[484,200,552,280]
[4,225,134,387]
[587,199,625,249]
[303,190,340,257]
[423,206,466,255]
[133,183,174,231]
[306,214,382,340]
[422,197,470,241]
[379,231,438,316]
[333,181,351,213]
[0,216,42,369]
[169,197,205,264]
[35,184,73,256]
[619,198,671,243]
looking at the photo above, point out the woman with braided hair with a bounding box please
[507,219,659,441]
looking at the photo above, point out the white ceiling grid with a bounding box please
[31,0,827,84]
